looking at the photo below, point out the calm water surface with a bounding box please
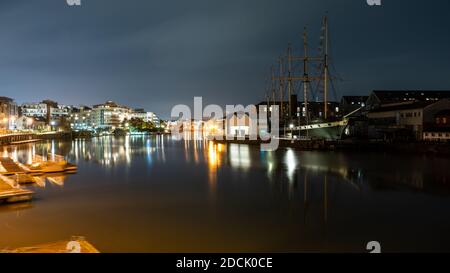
[1,135,450,252]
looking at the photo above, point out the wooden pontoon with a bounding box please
[0,176,34,204]
[2,236,100,253]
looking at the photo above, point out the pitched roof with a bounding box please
[369,101,434,113]
[436,109,450,116]
[341,96,368,103]
[372,90,450,103]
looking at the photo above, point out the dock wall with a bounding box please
[0,132,72,146]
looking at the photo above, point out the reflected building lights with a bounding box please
[229,144,251,170]
[207,141,221,194]
[284,149,298,183]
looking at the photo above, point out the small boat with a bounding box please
[0,175,34,204]
[26,154,78,174]
[65,163,78,172]
[46,176,66,186]
[2,236,100,253]
[33,176,46,187]
[27,161,67,173]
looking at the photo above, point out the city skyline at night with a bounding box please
[1,0,450,118]
[2,0,450,260]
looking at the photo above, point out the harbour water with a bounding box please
[0,135,450,252]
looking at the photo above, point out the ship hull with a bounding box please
[297,120,349,140]
[300,125,347,140]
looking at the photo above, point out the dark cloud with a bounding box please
[1,0,450,118]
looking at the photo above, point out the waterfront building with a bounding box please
[20,100,71,123]
[20,102,47,118]
[69,106,94,131]
[91,101,131,130]
[340,96,368,115]
[130,109,161,127]
[15,116,47,131]
[422,109,450,142]
[365,90,450,111]
[149,112,161,128]
[367,98,450,140]
[0,97,19,130]
[423,129,450,142]
[226,112,254,138]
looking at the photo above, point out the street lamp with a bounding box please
[289,124,294,139]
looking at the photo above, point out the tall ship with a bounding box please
[261,16,359,140]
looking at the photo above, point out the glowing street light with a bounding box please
[289,124,294,139]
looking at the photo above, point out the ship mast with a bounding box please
[303,27,309,125]
[278,57,285,121]
[323,16,329,120]
[271,65,276,107]
[287,43,293,122]
[267,15,336,137]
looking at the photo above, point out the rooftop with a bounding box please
[372,90,450,103]
[436,109,450,116]
[342,96,369,103]
[369,101,434,113]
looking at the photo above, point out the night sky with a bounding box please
[1,0,450,118]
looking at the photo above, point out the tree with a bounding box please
[126,118,156,132]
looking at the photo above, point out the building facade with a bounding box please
[130,109,161,127]
[367,99,450,140]
[20,101,71,121]
[91,101,131,129]
[422,109,450,142]
[69,106,94,131]
[0,97,19,130]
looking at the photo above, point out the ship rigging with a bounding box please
[264,16,352,140]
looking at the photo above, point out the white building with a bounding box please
[225,112,255,138]
[91,101,131,129]
[20,102,47,118]
[130,109,161,127]
[20,101,71,119]
[69,106,94,131]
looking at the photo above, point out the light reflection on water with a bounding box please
[0,135,450,252]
